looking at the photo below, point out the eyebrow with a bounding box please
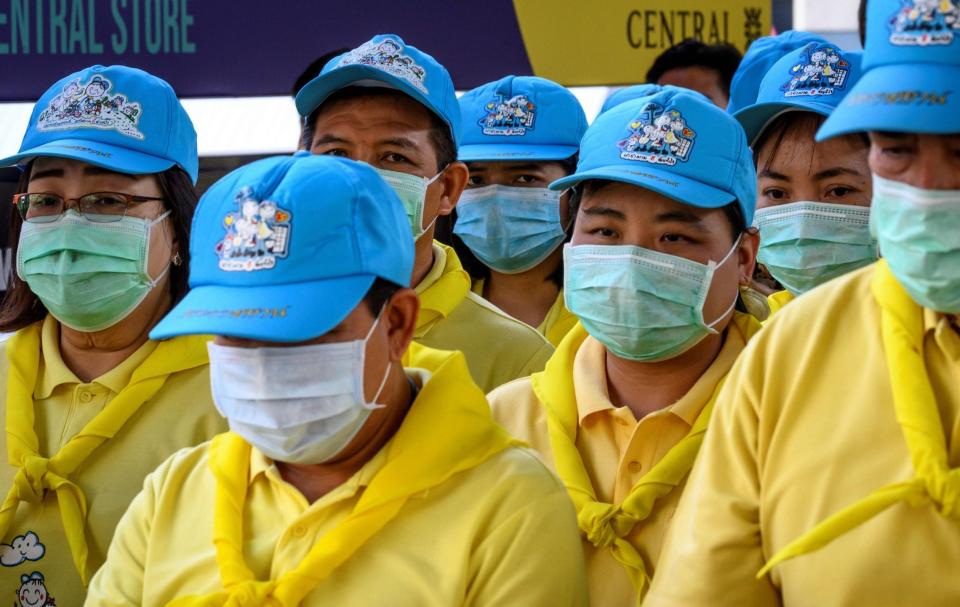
[759,169,790,181]
[582,205,627,220]
[381,136,421,151]
[654,209,709,233]
[29,165,136,181]
[812,167,864,180]
[311,134,350,146]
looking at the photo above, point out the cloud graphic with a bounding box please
[0,532,45,567]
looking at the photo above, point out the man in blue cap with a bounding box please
[294,35,553,393]
[86,153,588,605]
[450,75,587,346]
[488,88,763,605]
[646,0,960,604]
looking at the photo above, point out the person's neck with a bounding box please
[277,369,413,503]
[58,288,172,383]
[411,233,437,288]
[483,249,561,328]
[605,330,726,421]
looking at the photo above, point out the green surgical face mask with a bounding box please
[373,167,442,240]
[17,209,172,332]
[754,201,879,296]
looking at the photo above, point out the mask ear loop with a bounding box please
[144,210,175,287]
[361,303,393,410]
[414,170,447,240]
[702,234,744,331]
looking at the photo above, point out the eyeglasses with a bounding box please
[12,192,166,223]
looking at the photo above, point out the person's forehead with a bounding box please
[314,92,436,133]
[583,182,713,216]
[468,160,559,172]
[761,130,868,175]
[657,65,722,90]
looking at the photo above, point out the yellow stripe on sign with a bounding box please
[513,0,771,86]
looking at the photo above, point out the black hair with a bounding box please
[435,154,579,288]
[0,164,197,333]
[290,49,350,97]
[645,39,743,97]
[300,86,457,172]
[752,112,870,175]
[363,277,403,315]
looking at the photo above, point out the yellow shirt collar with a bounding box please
[415,243,449,295]
[35,315,158,399]
[572,314,754,427]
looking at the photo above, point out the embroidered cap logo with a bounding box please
[37,75,144,140]
[336,37,429,93]
[216,186,293,272]
[889,0,960,46]
[618,102,696,166]
[479,93,537,136]
[782,43,851,97]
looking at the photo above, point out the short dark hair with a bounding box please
[437,154,579,288]
[570,179,745,241]
[363,277,403,315]
[645,39,743,97]
[0,164,197,333]
[300,86,457,172]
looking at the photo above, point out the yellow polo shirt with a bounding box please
[87,355,588,606]
[417,243,553,391]
[645,264,960,606]
[0,316,225,604]
[766,290,795,316]
[472,278,578,347]
[488,313,757,605]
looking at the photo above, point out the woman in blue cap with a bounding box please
[489,88,762,605]
[449,76,587,346]
[646,0,960,602]
[0,65,225,601]
[734,43,877,314]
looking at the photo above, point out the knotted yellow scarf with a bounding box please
[532,314,762,602]
[167,345,520,606]
[1,321,209,584]
[758,260,960,578]
[415,243,471,338]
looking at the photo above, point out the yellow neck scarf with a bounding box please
[168,345,519,606]
[758,260,960,578]
[1,321,209,584]
[415,243,471,338]
[766,290,795,317]
[532,314,762,601]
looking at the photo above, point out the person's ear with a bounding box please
[434,161,469,216]
[384,288,420,362]
[736,227,760,286]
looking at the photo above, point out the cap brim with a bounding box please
[295,65,455,140]
[0,138,181,179]
[459,143,579,162]
[735,103,833,146]
[150,274,376,343]
[817,64,960,140]
[550,164,736,208]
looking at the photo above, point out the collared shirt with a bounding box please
[472,278,578,347]
[488,321,752,606]
[86,369,588,607]
[766,290,795,316]
[645,265,960,607]
[417,244,553,392]
[0,316,226,604]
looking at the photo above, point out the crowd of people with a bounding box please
[0,0,957,604]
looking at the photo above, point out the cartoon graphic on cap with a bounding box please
[16,572,55,607]
[217,186,293,272]
[37,75,144,139]
[336,37,428,93]
[783,44,851,96]
[619,103,696,166]
[480,93,536,136]
[890,0,959,45]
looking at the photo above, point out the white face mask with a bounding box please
[207,312,391,464]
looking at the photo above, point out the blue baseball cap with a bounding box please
[151,152,414,342]
[551,89,756,224]
[599,84,711,115]
[735,45,863,145]
[458,76,587,162]
[727,31,832,115]
[818,0,960,139]
[294,34,462,148]
[0,65,199,183]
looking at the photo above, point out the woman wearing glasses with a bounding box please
[0,65,225,602]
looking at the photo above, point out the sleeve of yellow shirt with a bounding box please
[643,340,781,607]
